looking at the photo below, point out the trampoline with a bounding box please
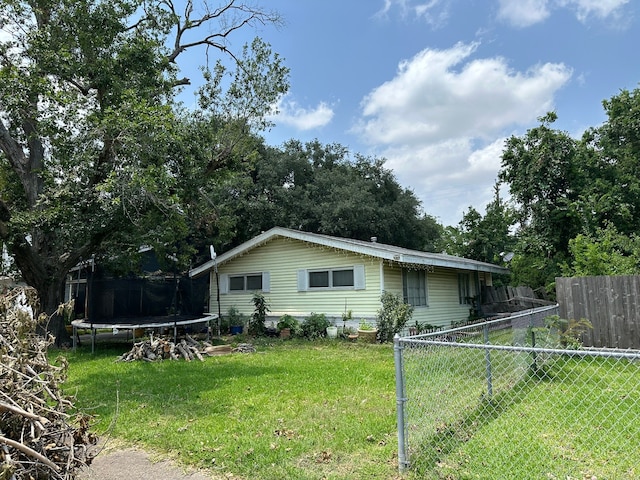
[71,313,218,352]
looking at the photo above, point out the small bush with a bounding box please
[277,314,301,336]
[226,306,245,330]
[247,293,269,336]
[544,314,592,348]
[301,312,330,339]
[376,291,414,342]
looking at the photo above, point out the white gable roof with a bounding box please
[189,227,509,277]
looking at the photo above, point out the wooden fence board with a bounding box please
[556,275,640,349]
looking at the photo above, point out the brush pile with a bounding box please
[117,334,206,362]
[0,287,97,480]
[117,335,255,362]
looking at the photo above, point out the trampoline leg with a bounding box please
[73,325,77,352]
[91,328,96,354]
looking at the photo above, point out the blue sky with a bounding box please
[184,0,639,226]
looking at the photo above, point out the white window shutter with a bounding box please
[262,272,271,292]
[354,265,366,290]
[219,273,228,294]
[297,269,308,291]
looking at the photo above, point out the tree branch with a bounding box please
[0,435,60,472]
[0,118,28,178]
[163,0,279,65]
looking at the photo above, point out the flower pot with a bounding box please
[279,327,291,339]
[230,325,243,335]
[357,329,378,343]
[326,326,338,339]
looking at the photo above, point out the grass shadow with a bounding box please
[408,355,570,476]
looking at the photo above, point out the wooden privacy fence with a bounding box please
[556,275,640,349]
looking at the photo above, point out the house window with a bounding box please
[402,269,428,307]
[458,273,471,304]
[298,266,364,291]
[229,273,263,292]
[308,268,354,289]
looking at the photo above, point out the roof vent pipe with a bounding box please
[371,237,377,243]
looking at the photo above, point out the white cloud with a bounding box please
[559,0,630,22]
[270,96,334,131]
[375,0,449,26]
[497,0,551,27]
[498,0,629,27]
[354,42,571,225]
[356,42,571,145]
[381,139,507,225]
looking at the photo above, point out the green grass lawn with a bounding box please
[63,337,640,480]
[64,339,401,480]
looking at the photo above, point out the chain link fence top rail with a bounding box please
[394,305,640,479]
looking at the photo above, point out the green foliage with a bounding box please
[226,306,246,329]
[0,0,288,340]
[494,88,640,292]
[543,314,593,348]
[247,293,269,336]
[563,223,640,276]
[301,313,330,339]
[358,319,374,331]
[376,291,414,342]
[276,314,300,336]
[207,139,443,250]
[442,184,516,265]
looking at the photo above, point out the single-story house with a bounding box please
[189,227,509,329]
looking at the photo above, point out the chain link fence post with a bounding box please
[394,334,409,472]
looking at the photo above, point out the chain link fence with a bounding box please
[394,305,640,479]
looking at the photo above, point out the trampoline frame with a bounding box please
[71,313,218,352]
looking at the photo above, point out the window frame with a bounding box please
[402,268,428,307]
[228,273,264,293]
[297,265,365,292]
[307,267,355,290]
[458,272,471,305]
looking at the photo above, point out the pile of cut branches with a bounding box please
[117,334,206,362]
[117,336,256,362]
[1,287,97,480]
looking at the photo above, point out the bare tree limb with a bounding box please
[0,435,60,472]
[162,0,279,65]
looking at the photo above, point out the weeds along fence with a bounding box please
[394,305,640,479]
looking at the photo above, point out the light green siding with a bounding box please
[210,237,383,322]
[207,235,494,328]
[381,264,480,328]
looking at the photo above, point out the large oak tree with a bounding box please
[0,0,288,344]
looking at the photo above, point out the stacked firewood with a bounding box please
[117,335,255,362]
[1,287,97,480]
[117,334,205,362]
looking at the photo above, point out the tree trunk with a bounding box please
[41,280,72,348]
[13,248,72,347]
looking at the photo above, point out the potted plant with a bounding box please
[227,306,245,335]
[357,319,378,343]
[277,314,299,339]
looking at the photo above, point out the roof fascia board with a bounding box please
[189,227,508,277]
